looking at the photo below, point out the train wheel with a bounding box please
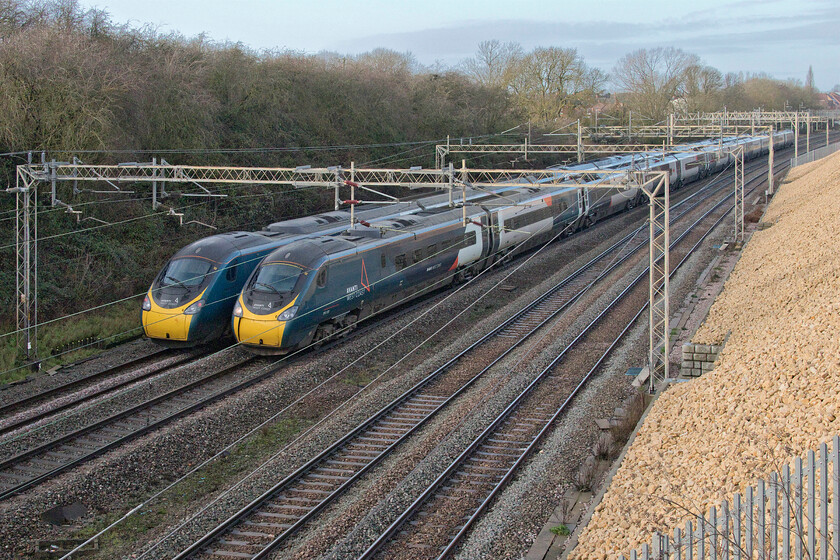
[312,323,336,348]
[340,313,359,337]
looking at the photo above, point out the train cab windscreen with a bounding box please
[153,257,215,308]
[252,263,305,294]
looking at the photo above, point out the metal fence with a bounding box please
[791,142,840,167]
[620,435,840,560]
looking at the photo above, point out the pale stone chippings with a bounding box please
[571,151,840,560]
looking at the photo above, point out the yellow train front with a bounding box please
[232,213,488,354]
[232,238,350,354]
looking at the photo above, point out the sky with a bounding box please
[86,0,839,91]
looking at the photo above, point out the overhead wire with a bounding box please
[52,149,697,557]
[119,184,625,560]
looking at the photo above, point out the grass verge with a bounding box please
[71,417,312,558]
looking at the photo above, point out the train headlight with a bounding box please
[233,301,243,318]
[183,300,205,315]
[142,295,151,311]
[277,306,299,321]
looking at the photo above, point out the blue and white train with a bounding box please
[231,131,793,353]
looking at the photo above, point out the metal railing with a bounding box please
[620,435,840,560]
[791,142,840,167]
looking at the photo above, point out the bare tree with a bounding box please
[507,46,605,123]
[612,47,700,121]
[805,65,815,91]
[683,64,723,112]
[353,48,418,75]
[461,39,522,88]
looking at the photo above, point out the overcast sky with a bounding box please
[87,0,839,91]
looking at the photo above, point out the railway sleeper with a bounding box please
[465,456,507,464]
[271,494,318,505]
[254,511,303,521]
[242,520,288,530]
[360,432,401,442]
[403,401,442,411]
[325,458,368,468]
[377,419,418,428]
[205,550,254,558]
[455,470,502,480]
[341,445,384,454]
[266,502,313,512]
[388,412,428,421]
[352,437,393,446]
[56,444,90,458]
[296,478,334,488]
[447,477,497,486]
[0,471,26,481]
[285,486,332,495]
[366,426,408,435]
[475,448,520,457]
[335,453,378,462]
[25,458,63,468]
[318,466,356,475]
[438,485,481,494]
[305,472,350,481]
[229,529,272,539]
[216,539,249,547]
[463,463,508,472]
[483,439,528,448]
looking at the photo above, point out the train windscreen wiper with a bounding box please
[164,275,190,291]
[256,282,284,297]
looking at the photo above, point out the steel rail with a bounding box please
[0,357,261,501]
[170,153,775,560]
[0,348,172,419]
[358,156,786,560]
[0,351,201,439]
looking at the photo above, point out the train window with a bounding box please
[463,231,477,246]
[317,268,327,288]
[380,253,386,268]
[413,248,423,263]
[395,254,407,270]
[226,266,236,282]
[427,244,437,256]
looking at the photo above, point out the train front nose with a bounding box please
[233,297,298,349]
[142,289,206,342]
[143,308,191,341]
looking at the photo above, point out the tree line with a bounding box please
[0,1,826,163]
[461,40,823,125]
[0,0,826,363]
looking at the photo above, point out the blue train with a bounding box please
[141,185,530,345]
[232,131,794,353]
[144,131,794,348]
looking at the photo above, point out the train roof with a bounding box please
[172,231,273,263]
[262,236,357,265]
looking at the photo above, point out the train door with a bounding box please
[457,218,485,268]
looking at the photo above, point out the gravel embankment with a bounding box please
[571,151,840,560]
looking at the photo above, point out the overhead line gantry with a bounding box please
[8,161,672,386]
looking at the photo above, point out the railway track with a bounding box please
[0,269,476,503]
[0,349,204,439]
[167,150,785,560]
[0,356,267,501]
[357,158,790,560]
